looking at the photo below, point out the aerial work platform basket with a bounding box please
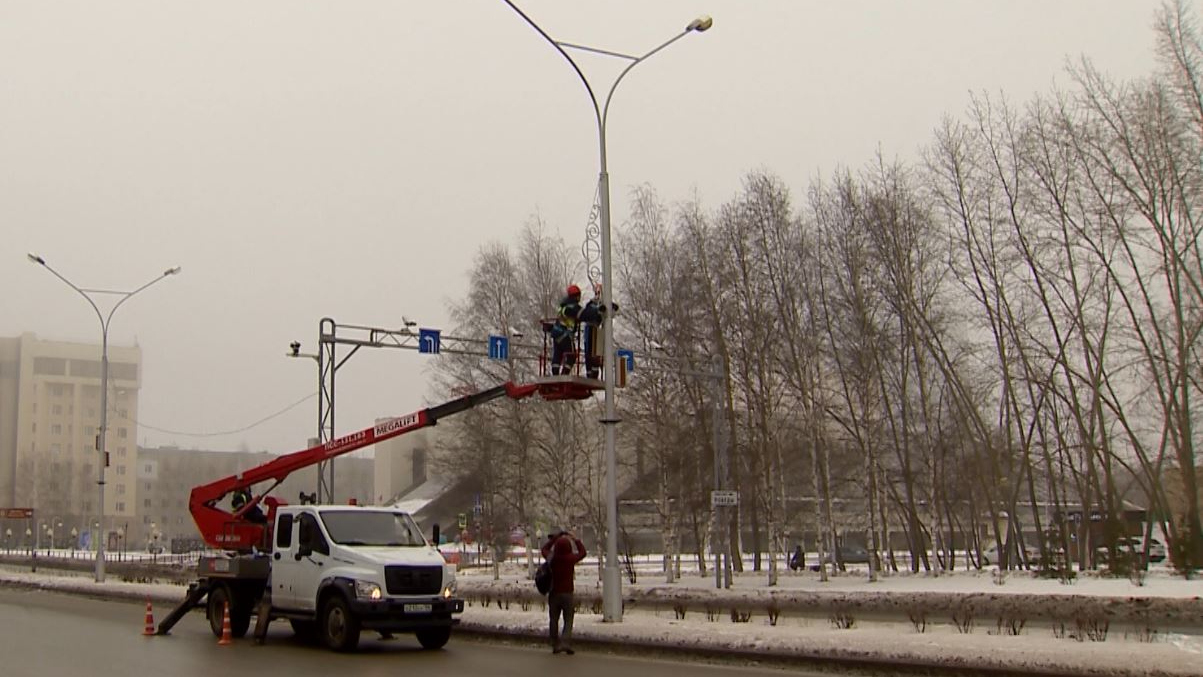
[537,318,605,400]
[533,374,604,401]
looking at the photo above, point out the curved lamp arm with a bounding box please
[28,253,180,334]
[499,0,603,129]
[28,253,105,333]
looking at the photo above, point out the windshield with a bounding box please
[319,510,427,547]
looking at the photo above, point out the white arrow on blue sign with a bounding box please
[418,328,441,354]
[616,349,635,372]
[488,335,509,360]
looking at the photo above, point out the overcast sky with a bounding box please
[2,0,1171,455]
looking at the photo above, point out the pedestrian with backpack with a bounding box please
[540,526,586,654]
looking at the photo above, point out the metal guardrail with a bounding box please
[454,577,1203,631]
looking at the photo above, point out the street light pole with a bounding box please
[500,3,712,622]
[27,253,180,582]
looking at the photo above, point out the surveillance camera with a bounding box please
[289,341,301,357]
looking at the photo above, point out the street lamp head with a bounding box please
[164,266,182,276]
[27,253,46,265]
[687,16,713,32]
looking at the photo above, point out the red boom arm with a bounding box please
[189,382,539,551]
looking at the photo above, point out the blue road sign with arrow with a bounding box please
[488,335,509,360]
[418,328,441,354]
[616,349,635,372]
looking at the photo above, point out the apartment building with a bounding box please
[0,332,422,551]
[0,333,141,543]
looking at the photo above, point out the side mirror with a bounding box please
[432,523,440,546]
[297,542,313,559]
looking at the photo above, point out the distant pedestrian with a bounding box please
[789,544,804,571]
[540,526,587,654]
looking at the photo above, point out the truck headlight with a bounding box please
[353,580,383,601]
[442,579,456,599]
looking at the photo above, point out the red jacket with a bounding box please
[540,534,586,594]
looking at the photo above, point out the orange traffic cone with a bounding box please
[142,598,155,636]
[217,602,233,646]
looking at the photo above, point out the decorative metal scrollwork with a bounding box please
[581,181,603,288]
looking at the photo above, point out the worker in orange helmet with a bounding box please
[550,284,584,375]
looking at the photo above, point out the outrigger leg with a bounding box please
[156,580,212,635]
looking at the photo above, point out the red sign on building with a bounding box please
[2,508,34,519]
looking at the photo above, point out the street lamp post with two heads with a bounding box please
[499,2,711,622]
[27,253,180,582]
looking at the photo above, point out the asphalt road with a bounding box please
[0,589,821,677]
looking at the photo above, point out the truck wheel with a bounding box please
[320,596,360,652]
[415,626,451,650]
[207,587,229,638]
[290,619,319,643]
[207,586,252,639]
[230,604,252,639]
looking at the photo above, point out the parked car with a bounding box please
[1144,537,1168,563]
[810,545,871,571]
[980,542,1040,567]
[1095,536,1166,566]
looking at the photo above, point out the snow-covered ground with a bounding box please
[2,559,1201,676]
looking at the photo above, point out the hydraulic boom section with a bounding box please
[189,382,539,552]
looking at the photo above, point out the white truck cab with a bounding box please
[267,505,462,651]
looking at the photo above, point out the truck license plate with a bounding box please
[404,603,432,613]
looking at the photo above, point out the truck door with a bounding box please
[271,512,298,609]
[288,512,330,613]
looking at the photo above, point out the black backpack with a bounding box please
[534,561,552,595]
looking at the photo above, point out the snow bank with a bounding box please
[2,563,1201,676]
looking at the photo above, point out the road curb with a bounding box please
[452,621,1121,677]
